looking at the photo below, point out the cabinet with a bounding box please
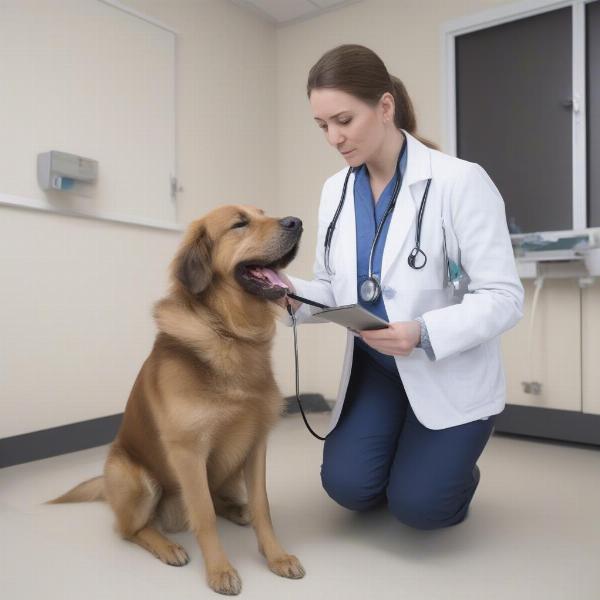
[582,281,600,415]
[498,279,600,444]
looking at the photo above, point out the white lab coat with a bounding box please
[285,130,524,433]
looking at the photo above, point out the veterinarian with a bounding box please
[274,44,524,529]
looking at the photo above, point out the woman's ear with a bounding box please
[175,225,213,296]
[380,91,395,123]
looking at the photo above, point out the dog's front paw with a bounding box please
[162,542,190,566]
[267,554,305,579]
[207,563,242,596]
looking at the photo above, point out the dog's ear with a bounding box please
[175,225,213,296]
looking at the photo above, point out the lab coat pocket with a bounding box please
[436,342,493,411]
[385,287,460,321]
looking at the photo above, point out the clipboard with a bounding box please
[312,304,389,332]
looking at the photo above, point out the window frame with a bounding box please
[442,0,593,239]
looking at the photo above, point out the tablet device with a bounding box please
[312,304,389,332]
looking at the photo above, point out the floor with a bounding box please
[1,412,599,600]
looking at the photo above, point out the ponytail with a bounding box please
[390,76,438,150]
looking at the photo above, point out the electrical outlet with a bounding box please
[522,381,543,395]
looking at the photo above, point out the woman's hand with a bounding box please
[358,321,421,357]
[272,272,302,313]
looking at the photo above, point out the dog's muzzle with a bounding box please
[235,217,303,299]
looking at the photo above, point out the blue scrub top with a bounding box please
[354,146,408,374]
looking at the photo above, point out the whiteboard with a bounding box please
[0,0,179,230]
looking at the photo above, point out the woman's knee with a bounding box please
[320,464,384,512]
[386,485,471,530]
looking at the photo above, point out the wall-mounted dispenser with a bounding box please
[37,151,98,191]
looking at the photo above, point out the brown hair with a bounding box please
[307,44,438,149]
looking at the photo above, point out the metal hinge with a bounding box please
[170,175,183,201]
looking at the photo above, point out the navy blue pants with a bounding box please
[321,345,496,530]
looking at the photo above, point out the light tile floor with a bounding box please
[1,412,599,599]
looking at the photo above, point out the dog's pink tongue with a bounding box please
[261,268,288,289]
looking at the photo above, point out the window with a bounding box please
[587,0,600,226]
[444,0,597,236]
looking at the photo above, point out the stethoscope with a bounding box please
[323,140,433,303]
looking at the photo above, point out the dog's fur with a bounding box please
[48,205,304,595]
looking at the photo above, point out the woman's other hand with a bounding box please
[359,321,421,356]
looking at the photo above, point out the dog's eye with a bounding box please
[231,221,248,229]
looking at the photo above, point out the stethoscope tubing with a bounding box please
[407,177,432,270]
[365,155,403,281]
[324,142,432,301]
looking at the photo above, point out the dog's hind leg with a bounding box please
[156,472,250,533]
[104,448,190,567]
[213,470,251,526]
[156,493,190,533]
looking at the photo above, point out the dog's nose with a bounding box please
[279,216,303,231]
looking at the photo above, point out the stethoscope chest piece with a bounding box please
[360,276,381,303]
[408,247,427,269]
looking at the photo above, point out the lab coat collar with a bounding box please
[401,129,433,186]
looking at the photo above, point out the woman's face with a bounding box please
[310,88,389,168]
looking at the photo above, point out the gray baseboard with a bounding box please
[285,393,330,414]
[494,404,600,447]
[7,399,596,470]
[0,394,331,469]
[0,413,124,469]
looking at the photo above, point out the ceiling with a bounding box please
[231,0,362,25]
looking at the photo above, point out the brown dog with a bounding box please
[48,205,305,595]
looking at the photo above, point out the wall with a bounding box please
[4,0,591,439]
[0,0,277,437]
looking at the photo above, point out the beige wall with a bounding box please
[1,0,277,437]
[4,0,590,438]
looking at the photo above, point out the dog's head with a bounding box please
[172,205,302,301]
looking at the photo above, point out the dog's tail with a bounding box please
[46,476,105,504]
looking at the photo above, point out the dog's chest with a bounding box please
[203,394,283,475]
[170,385,283,435]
